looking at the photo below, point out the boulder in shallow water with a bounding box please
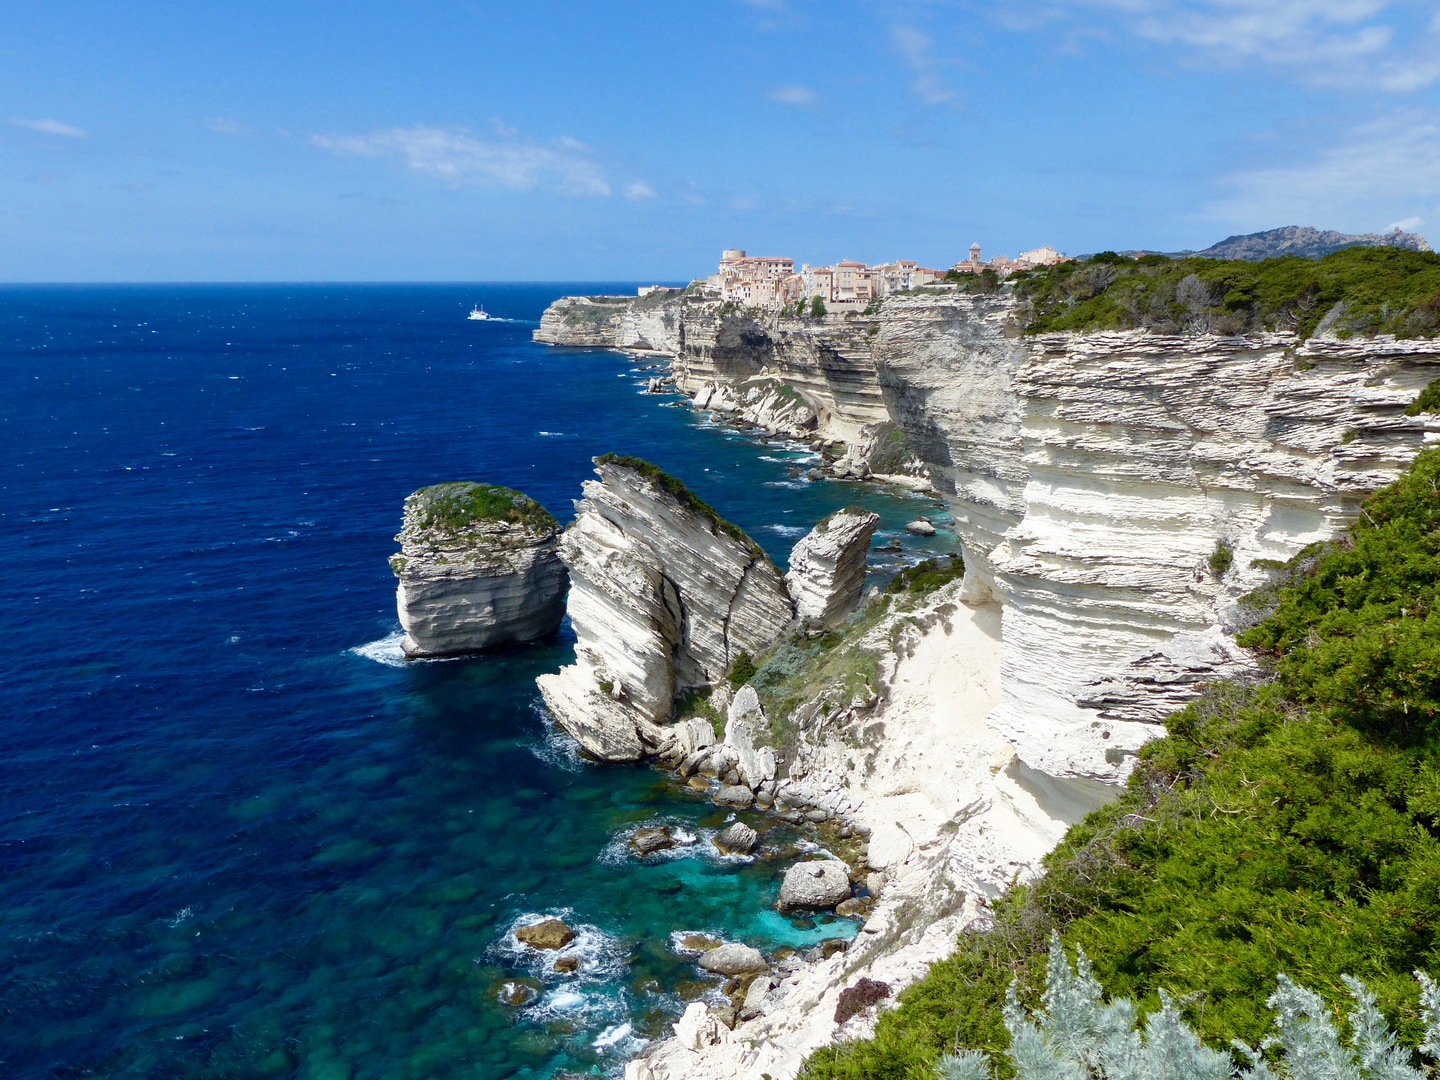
[515,917,575,950]
[904,518,936,536]
[698,942,768,975]
[629,826,674,856]
[777,859,852,911]
[392,482,566,658]
[713,821,758,855]
[785,507,880,627]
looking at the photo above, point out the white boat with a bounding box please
[467,304,491,321]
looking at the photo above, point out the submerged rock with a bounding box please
[515,917,575,950]
[785,507,880,627]
[698,942,768,975]
[777,860,852,912]
[391,482,567,658]
[538,455,793,761]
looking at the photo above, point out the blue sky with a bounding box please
[2,1,1438,281]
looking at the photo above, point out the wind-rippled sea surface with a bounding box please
[0,284,954,1079]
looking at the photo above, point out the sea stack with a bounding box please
[785,507,880,627]
[537,454,793,761]
[390,482,567,658]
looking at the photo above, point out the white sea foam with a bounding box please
[593,1022,633,1049]
[536,430,567,437]
[349,631,407,667]
[528,701,586,772]
[764,524,809,538]
[496,910,629,989]
[764,479,809,490]
[598,818,703,866]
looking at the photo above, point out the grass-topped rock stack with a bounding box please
[390,482,567,658]
[537,454,793,761]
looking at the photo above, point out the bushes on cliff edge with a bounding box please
[405,481,557,534]
[1012,245,1440,339]
[800,449,1440,1080]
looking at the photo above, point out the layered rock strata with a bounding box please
[390,482,567,658]
[540,288,1440,783]
[536,456,793,761]
[785,507,880,627]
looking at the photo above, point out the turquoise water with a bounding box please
[0,284,953,1078]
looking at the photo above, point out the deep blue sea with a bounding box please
[0,284,954,1079]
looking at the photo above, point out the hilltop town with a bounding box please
[662,242,1070,310]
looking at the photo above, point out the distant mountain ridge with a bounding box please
[1153,225,1431,261]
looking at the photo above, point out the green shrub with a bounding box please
[1405,377,1440,416]
[811,296,827,318]
[886,554,966,595]
[728,650,757,690]
[1208,538,1233,576]
[931,935,1440,1080]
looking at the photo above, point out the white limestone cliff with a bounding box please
[537,456,793,761]
[390,482,567,658]
[534,288,1440,1079]
[785,507,880,627]
[540,288,1440,781]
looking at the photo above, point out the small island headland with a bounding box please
[390,481,567,658]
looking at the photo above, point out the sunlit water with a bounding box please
[0,284,954,1078]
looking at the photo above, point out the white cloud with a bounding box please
[1068,0,1440,90]
[891,26,957,106]
[9,117,87,137]
[1208,109,1440,234]
[625,180,657,200]
[311,124,611,197]
[769,83,817,106]
[1390,215,1425,231]
[205,117,249,136]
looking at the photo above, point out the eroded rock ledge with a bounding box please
[391,482,567,658]
[537,455,793,760]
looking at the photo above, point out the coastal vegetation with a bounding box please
[933,937,1440,1080]
[1009,246,1440,339]
[404,481,557,534]
[801,448,1440,1079]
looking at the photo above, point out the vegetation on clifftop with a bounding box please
[405,482,557,535]
[802,449,1440,1080]
[1011,246,1440,339]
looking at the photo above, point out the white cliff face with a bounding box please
[785,508,880,627]
[540,287,1440,781]
[869,301,1440,780]
[537,457,793,761]
[391,483,567,659]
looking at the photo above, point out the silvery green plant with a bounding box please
[935,933,1440,1080]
